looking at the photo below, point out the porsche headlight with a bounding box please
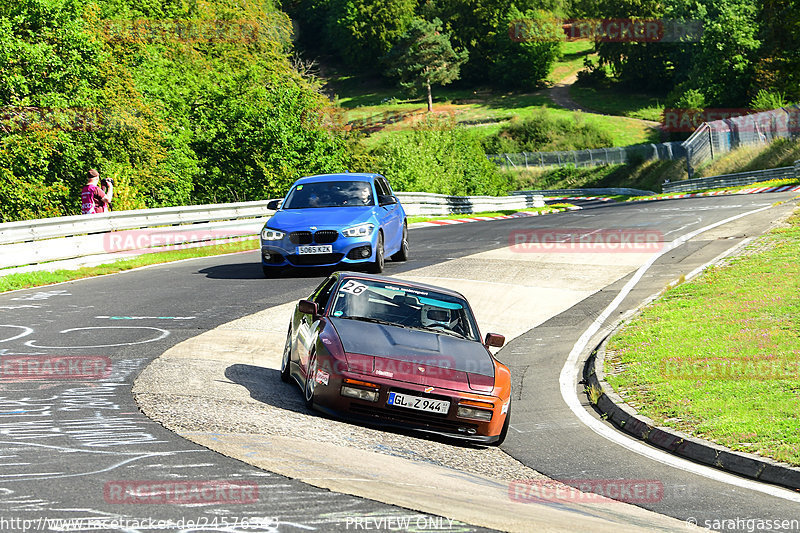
[342,223,374,238]
[261,227,285,241]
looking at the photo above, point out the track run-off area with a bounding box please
[0,193,798,532]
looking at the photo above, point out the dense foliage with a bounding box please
[482,109,614,154]
[0,0,348,222]
[371,117,512,196]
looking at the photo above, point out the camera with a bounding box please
[101,177,113,186]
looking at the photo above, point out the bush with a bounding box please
[371,118,511,196]
[482,109,614,154]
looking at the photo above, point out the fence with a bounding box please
[662,162,798,193]
[683,105,800,177]
[488,142,686,170]
[0,193,544,273]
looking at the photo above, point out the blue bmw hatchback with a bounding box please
[260,173,408,276]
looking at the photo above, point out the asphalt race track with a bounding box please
[0,193,798,532]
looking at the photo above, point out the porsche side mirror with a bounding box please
[267,199,282,210]
[298,300,318,318]
[485,333,505,348]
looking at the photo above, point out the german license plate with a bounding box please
[387,392,450,415]
[297,245,332,255]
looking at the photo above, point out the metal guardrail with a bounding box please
[396,192,543,216]
[662,161,799,193]
[0,193,545,272]
[488,142,686,170]
[513,187,655,197]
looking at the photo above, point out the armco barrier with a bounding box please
[396,192,543,216]
[0,193,544,271]
[512,187,655,197]
[662,164,797,193]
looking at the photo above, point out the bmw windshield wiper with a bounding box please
[345,316,407,328]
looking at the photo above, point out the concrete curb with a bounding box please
[584,323,800,492]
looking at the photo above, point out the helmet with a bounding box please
[421,305,457,329]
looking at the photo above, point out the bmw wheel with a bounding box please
[391,222,409,262]
[368,232,385,273]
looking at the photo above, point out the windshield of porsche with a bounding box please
[329,279,480,342]
[283,181,373,209]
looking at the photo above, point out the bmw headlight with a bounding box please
[342,223,375,238]
[261,227,285,241]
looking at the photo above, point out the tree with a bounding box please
[384,18,467,112]
[325,0,416,70]
[491,7,562,89]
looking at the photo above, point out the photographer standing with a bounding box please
[80,169,113,214]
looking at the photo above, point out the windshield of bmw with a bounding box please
[283,181,374,209]
[328,278,481,342]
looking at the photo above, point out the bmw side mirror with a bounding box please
[298,300,318,318]
[267,199,281,210]
[485,333,505,348]
[379,195,397,206]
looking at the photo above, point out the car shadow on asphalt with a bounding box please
[199,263,344,280]
[224,363,488,449]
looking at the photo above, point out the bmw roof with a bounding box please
[293,173,383,185]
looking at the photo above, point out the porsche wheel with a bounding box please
[280,328,292,383]
[304,352,318,408]
[493,407,511,446]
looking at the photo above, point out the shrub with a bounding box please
[371,118,511,196]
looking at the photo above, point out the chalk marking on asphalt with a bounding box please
[0,325,33,343]
[560,204,800,503]
[24,326,170,349]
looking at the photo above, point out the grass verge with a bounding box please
[0,240,260,293]
[569,83,665,122]
[407,205,573,224]
[1,206,576,293]
[604,207,800,466]
[627,178,800,201]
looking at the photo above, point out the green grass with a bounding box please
[509,158,686,193]
[548,40,595,84]
[0,240,260,293]
[1,206,576,293]
[695,138,800,179]
[569,84,665,122]
[324,68,659,149]
[604,209,800,465]
[407,205,572,224]
[628,178,800,201]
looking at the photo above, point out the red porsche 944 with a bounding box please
[279,272,511,444]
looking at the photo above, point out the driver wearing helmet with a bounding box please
[421,305,459,333]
